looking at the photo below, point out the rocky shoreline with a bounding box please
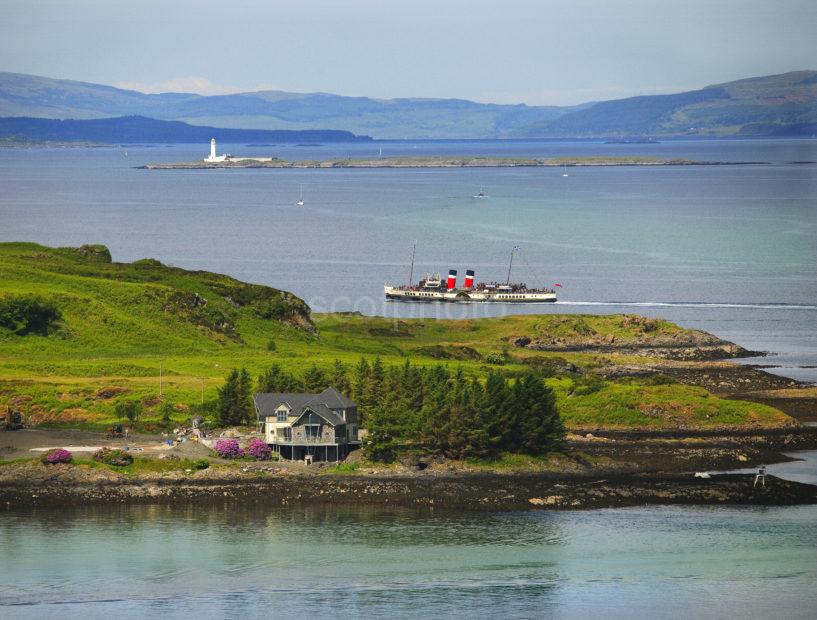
[3,427,816,510]
[2,467,815,511]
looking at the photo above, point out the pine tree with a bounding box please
[483,370,511,450]
[302,364,327,392]
[352,358,370,405]
[237,368,253,425]
[218,368,253,427]
[257,363,300,393]
[446,376,491,459]
[418,365,452,454]
[329,359,351,395]
[513,374,564,455]
[352,357,371,425]
[363,387,408,463]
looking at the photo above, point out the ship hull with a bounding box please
[385,286,557,303]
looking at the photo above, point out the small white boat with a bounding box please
[473,186,487,199]
[561,164,569,177]
[296,184,304,207]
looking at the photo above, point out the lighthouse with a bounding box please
[203,138,227,163]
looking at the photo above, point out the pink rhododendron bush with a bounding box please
[247,438,272,461]
[214,438,244,459]
[41,448,72,464]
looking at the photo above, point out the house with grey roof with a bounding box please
[253,387,359,462]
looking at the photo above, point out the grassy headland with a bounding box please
[0,242,795,432]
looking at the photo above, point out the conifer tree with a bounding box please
[329,359,351,395]
[257,363,300,393]
[218,368,253,426]
[513,374,564,455]
[302,364,327,392]
[352,358,370,404]
[446,376,491,459]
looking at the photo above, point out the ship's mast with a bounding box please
[408,241,416,286]
[506,245,519,284]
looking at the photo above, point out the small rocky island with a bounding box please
[141,155,767,170]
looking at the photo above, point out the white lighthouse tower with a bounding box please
[204,138,226,163]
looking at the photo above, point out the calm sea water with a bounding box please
[1,503,816,619]
[1,139,815,380]
[1,142,817,617]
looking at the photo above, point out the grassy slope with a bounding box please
[0,243,790,430]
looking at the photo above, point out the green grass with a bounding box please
[76,455,217,476]
[463,450,612,472]
[550,377,788,428]
[322,462,361,474]
[0,242,793,431]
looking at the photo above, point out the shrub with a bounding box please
[41,448,72,464]
[93,447,134,467]
[255,296,288,320]
[115,400,142,423]
[214,438,244,459]
[266,339,277,352]
[485,352,506,365]
[0,295,62,335]
[646,374,676,386]
[247,438,272,461]
[159,400,175,425]
[192,458,210,470]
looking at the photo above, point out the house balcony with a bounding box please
[269,437,346,446]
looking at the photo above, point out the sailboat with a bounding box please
[473,186,487,199]
[561,164,569,177]
[296,184,304,207]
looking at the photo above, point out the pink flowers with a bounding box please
[41,448,72,464]
[214,438,244,459]
[247,438,272,461]
[213,438,273,460]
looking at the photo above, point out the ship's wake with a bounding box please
[555,301,817,311]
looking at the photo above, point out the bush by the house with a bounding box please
[93,447,134,467]
[192,458,210,470]
[214,438,244,459]
[247,438,272,461]
[41,448,72,464]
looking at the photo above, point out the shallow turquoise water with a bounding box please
[1,503,816,619]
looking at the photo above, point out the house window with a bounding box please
[277,410,288,422]
[283,428,292,441]
[305,424,321,439]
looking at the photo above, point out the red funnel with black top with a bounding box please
[446,270,457,290]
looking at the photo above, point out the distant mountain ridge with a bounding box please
[0,70,814,139]
[0,115,370,144]
[518,71,817,138]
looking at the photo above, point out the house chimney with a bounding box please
[446,269,457,290]
[464,269,475,288]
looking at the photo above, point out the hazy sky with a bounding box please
[2,0,815,105]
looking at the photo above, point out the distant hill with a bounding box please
[0,72,572,139]
[516,71,817,138]
[0,70,814,139]
[0,115,370,144]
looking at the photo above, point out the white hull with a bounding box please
[385,285,556,303]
